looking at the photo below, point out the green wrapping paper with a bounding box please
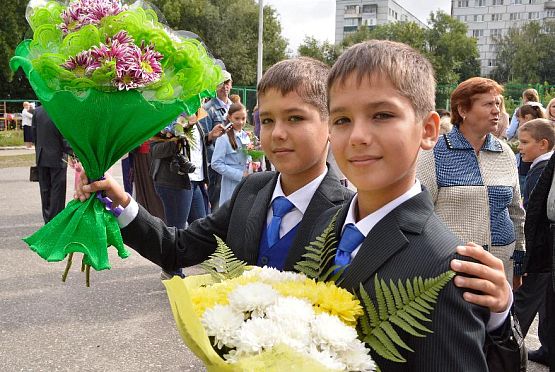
[10,0,222,272]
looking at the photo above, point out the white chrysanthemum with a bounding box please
[339,339,376,371]
[201,304,243,349]
[266,296,315,323]
[242,266,307,282]
[235,317,280,354]
[311,313,359,352]
[307,345,346,371]
[228,283,278,317]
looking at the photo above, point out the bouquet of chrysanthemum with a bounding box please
[244,130,264,161]
[10,0,222,283]
[164,221,455,371]
[165,266,375,371]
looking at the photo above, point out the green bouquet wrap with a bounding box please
[10,0,223,277]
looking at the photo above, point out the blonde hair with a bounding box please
[546,98,555,120]
[328,40,435,120]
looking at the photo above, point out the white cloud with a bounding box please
[265,0,451,51]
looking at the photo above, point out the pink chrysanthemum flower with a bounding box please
[61,51,96,77]
[60,0,127,35]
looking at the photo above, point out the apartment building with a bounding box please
[335,0,427,44]
[452,0,555,76]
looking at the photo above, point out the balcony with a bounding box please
[545,1,555,9]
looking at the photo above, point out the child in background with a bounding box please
[516,103,546,196]
[515,118,555,366]
[211,103,251,205]
[517,118,555,207]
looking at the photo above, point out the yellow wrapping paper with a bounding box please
[163,275,336,371]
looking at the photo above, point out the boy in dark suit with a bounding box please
[76,57,510,332]
[321,40,499,370]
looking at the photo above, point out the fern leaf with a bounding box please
[294,211,339,282]
[358,271,455,364]
[198,235,246,282]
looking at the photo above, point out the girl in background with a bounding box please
[546,98,555,121]
[211,103,251,204]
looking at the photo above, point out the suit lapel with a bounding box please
[339,190,434,292]
[241,174,278,264]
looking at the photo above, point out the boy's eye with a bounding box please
[261,118,273,125]
[288,115,303,123]
[332,117,350,126]
[374,112,394,120]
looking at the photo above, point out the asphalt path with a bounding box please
[0,155,548,371]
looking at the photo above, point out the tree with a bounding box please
[152,0,287,86]
[336,11,480,85]
[492,21,555,84]
[297,36,341,66]
[0,0,36,99]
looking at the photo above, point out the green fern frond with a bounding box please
[359,270,456,363]
[294,211,342,282]
[198,235,247,282]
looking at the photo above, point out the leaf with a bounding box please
[294,211,340,282]
[357,271,455,364]
[198,235,246,282]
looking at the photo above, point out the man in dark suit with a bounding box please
[32,105,72,223]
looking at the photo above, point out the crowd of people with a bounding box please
[29,39,555,370]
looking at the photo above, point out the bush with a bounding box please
[0,129,24,146]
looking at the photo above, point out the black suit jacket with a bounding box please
[313,190,489,371]
[121,167,354,271]
[32,106,71,168]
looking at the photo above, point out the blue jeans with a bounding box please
[188,181,209,223]
[154,184,193,230]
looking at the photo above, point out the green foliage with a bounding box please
[151,0,287,86]
[199,235,247,282]
[336,11,479,85]
[358,271,456,363]
[493,21,555,84]
[297,36,341,66]
[294,212,345,282]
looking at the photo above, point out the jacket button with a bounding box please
[260,256,269,265]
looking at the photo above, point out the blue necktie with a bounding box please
[267,196,295,247]
[334,223,365,269]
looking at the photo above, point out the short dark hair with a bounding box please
[328,40,436,119]
[257,57,330,120]
[450,77,503,124]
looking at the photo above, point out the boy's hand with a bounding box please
[73,165,130,209]
[207,123,226,142]
[450,242,511,313]
[512,275,522,291]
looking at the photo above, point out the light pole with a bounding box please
[257,0,264,85]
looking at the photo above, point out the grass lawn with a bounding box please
[0,154,34,168]
[0,130,24,147]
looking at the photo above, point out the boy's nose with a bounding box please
[349,121,370,145]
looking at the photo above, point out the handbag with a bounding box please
[485,309,527,372]
[29,166,39,182]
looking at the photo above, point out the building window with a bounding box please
[477,0,486,5]
[345,5,358,15]
[345,18,359,26]
[547,10,555,18]
[474,14,484,22]
[488,59,498,67]
[510,13,521,20]
[362,4,376,14]
[529,12,540,19]
[491,13,502,21]
[492,0,503,4]
[472,29,484,37]
[457,0,469,7]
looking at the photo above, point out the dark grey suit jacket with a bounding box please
[121,167,354,271]
[32,106,71,168]
[315,190,489,372]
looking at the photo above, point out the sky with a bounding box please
[264,0,452,52]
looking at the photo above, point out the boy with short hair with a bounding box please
[518,118,555,208]
[514,118,554,365]
[319,39,493,370]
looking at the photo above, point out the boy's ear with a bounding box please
[540,138,550,150]
[420,111,440,151]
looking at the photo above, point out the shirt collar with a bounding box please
[216,97,231,111]
[445,125,503,152]
[271,170,327,215]
[343,180,422,237]
[531,151,554,169]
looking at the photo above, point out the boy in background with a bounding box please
[515,118,555,366]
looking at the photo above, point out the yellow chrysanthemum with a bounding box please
[189,275,258,316]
